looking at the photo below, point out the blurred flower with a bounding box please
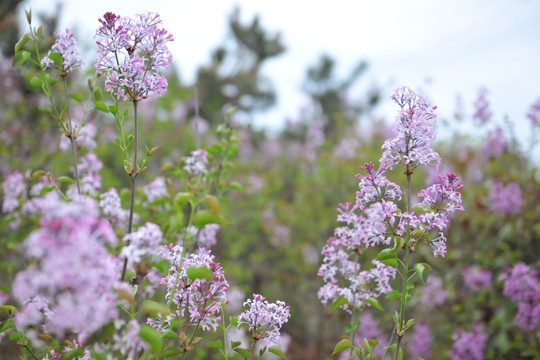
[12,197,120,343]
[407,322,432,358]
[42,29,84,73]
[121,222,163,265]
[489,181,522,215]
[94,12,173,101]
[184,149,209,176]
[112,319,148,359]
[338,312,385,359]
[472,87,492,124]
[59,122,97,152]
[143,176,168,203]
[480,127,508,160]
[462,266,492,291]
[526,98,540,127]
[238,293,290,344]
[381,86,440,174]
[2,171,26,213]
[419,275,448,307]
[197,223,220,248]
[449,323,488,360]
[99,187,129,230]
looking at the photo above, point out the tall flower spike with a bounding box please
[381,86,440,174]
[42,29,84,73]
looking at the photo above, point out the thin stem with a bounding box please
[23,344,39,360]
[121,100,139,282]
[62,76,81,196]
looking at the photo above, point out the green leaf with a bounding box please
[203,195,220,216]
[108,105,118,115]
[87,322,115,344]
[9,332,21,341]
[186,266,213,281]
[206,339,223,349]
[69,93,84,103]
[331,339,354,356]
[329,295,348,312]
[164,348,182,357]
[162,330,179,339]
[229,181,244,192]
[0,305,16,315]
[168,213,185,234]
[412,204,432,213]
[362,338,371,353]
[57,176,74,184]
[230,340,241,349]
[142,300,171,316]
[49,53,62,68]
[174,192,193,208]
[153,259,171,276]
[30,76,43,87]
[0,319,13,333]
[39,107,52,114]
[414,263,432,284]
[376,248,397,261]
[94,101,108,112]
[230,316,239,327]
[385,290,402,300]
[193,210,225,228]
[148,145,160,157]
[15,33,30,53]
[25,9,32,25]
[234,347,251,358]
[12,50,31,67]
[404,318,415,331]
[269,345,287,359]
[139,324,163,357]
[39,185,54,196]
[94,88,102,101]
[366,297,384,311]
[62,348,85,360]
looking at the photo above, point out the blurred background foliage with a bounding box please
[0,3,539,359]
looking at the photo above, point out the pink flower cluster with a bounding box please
[121,222,163,265]
[12,197,121,343]
[381,86,441,174]
[159,247,229,331]
[449,323,488,360]
[462,266,492,291]
[184,149,209,176]
[2,171,26,213]
[499,262,540,332]
[41,29,84,73]
[95,12,173,101]
[489,181,523,215]
[238,293,291,344]
[472,87,492,124]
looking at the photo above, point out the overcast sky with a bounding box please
[22,0,540,145]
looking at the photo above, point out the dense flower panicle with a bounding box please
[526,98,540,127]
[184,149,209,176]
[489,181,523,215]
[143,176,168,203]
[472,87,492,124]
[381,86,440,173]
[12,198,120,342]
[41,29,83,73]
[2,171,26,213]
[408,323,433,358]
[499,262,540,331]
[68,152,103,197]
[238,294,291,344]
[112,319,148,359]
[197,223,220,248]
[121,222,163,265]
[99,187,128,229]
[462,266,492,291]
[94,12,173,101]
[160,247,228,332]
[355,162,402,207]
[449,323,488,360]
[480,127,508,160]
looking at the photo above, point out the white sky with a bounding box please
[22,0,540,145]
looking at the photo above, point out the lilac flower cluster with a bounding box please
[472,87,492,124]
[449,323,488,360]
[407,322,433,358]
[480,127,508,160]
[99,187,129,230]
[94,12,173,101]
[184,149,209,176]
[419,275,448,307]
[142,176,168,203]
[41,29,84,73]
[499,262,540,331]
[69,152,103,197]
[489,181,523,215]
[121,222,163,266]
[381,86,441,174]
[526,98,540,127]
[2,171,26,213]
[462,266,492,291]
[339,312,385,359]
[12,197,121,343]
[159,246,229,331]
[237,293,291,344]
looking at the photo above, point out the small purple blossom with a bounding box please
[489,181,522,215]
[99,187,129,229]
[121,222,163,265]
[407,323,433,358]
[238,294,291,344]
[472,87,492,124]
[381,86,441,174]
[2,171,26,213]
[184,149,209,176]
[143,176,168,203]
[462,266,492,291]
[94,12,173,101]
[450,323,488,360]
[42,29,83,73]
[526,98,540,127]
[419,275,448,307]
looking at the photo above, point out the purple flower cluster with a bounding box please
[41,29,84,73]
[499,262,540,331]
[121,222,163,266]
[95,12,173,101]
[407,322,433,358]
[2,171,26,213]
[238,293,291,344]
[480,127,508,160]
[381,86,441,174]
[449,323,488,360]
[160,246,229,331]
[143,176,168,203]
[526,98,540,127]
[184,149,209,176]
[489,181,523,215]
[99,187,129,230]
[462,266,492,291]
[338,312,385,359]
[472,87,492,124]
[419,275,448,307]
[12,197,121,343]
